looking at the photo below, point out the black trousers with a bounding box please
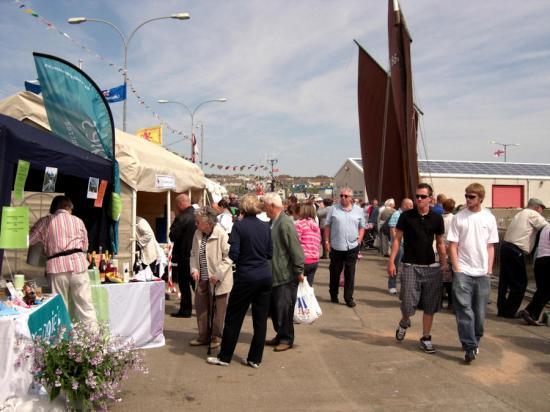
[329,246,359,303]
[174,259,195,314]
[218,278,272,364]
[270,280,299,345]
[525,256,550,320]
[497,242,527,318]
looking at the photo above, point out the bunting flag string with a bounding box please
[12,0,188,140]
[165,148,270,172]
[12,1,273,173]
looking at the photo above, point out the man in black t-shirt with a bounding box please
[388,183,448,354]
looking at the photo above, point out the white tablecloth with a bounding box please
[92,281,165,349]
[0,295,69,405]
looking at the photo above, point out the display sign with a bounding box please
[42,166,58,192]
[27,294,72,340]
[0,207,29,249]
[155,175,176,189]
[94,179,108,208]
[12,160,30,201]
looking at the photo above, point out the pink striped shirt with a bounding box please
[29,209,88,274]
[294,218,321,264]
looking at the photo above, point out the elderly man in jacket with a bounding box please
[263,192,305,352]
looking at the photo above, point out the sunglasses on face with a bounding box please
[415,194,429,199]
[340,194,351,198]
[465,194,477,199]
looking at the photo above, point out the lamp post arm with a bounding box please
[191,99,224,117]
[83,18,128,56]
[126,16,174,51]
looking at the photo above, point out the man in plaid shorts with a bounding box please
[388,183,448,353]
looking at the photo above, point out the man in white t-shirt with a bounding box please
[448,183,499,363]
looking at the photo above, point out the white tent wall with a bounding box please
[0,92,206,271]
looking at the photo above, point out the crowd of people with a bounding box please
[29,184,548,368]
[164,184,548,367]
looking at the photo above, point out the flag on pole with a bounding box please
[24,80,41,94]
[136,125,162,145]
[101,84,126,103]
[494,149,505,158]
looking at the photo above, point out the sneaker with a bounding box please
[346,300,357,308]
[189,338,207,346]
[388,288,397,296]
[464,349,476,363]
[395,320,410,342]
[419,335,436,354]
[241,358,260,369]
[206,357,229,367]
[330,297,339,304]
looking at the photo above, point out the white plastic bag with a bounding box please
[294,280,322,324]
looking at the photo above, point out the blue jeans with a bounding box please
[388,244,404,289]
[452,272,490,351]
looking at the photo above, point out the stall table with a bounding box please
[91,281,165,349]
[0,294,71,404]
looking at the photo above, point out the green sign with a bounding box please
[12,159,30,201]
[27,294,72,340]
[0,206,29,249]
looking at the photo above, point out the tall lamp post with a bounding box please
[195,122,205,169]
[490,140,520,162]
[68,13,190,132]
[157,98,226,163]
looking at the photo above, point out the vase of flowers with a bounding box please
[24,322,147,411]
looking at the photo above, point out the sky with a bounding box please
[0,0,549,177]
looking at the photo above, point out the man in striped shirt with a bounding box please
[29,196,96,325]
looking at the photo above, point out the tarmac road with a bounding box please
[113,250,550,411]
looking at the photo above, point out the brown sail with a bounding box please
[356,42,405,203]
[388,0,419,198]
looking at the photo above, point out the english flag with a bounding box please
[494,149,505,158]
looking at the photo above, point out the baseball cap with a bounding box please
[527,198,546,209]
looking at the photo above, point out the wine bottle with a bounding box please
[99,247,107,283]
[88,251,96,270]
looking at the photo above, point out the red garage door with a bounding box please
[492,185,524,208]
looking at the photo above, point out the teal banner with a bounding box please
[27,294,72,340]
[33,53,114,161]
[33,53,121,252]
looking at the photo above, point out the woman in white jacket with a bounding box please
[189,207,233,348]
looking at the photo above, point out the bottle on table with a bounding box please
[98,247,107,283]
[88,251,96,270]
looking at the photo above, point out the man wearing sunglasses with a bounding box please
[324,187,366,307]
[388,183,446,353]
[447,184,499,363]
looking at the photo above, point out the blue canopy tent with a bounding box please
[0,113,114,268]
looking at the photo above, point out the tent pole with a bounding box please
[131,189,137,273]
[166,191,171,244]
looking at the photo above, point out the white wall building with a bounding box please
[335,158,550,208]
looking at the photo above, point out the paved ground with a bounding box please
[113,251,550,411]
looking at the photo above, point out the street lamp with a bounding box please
[157,98,226,162]
[195,122,212,170]
[490,140,520,162]
[68,13,190,132]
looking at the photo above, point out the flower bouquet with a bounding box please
[24,322,147,411]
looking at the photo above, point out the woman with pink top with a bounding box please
[294,204,321,286]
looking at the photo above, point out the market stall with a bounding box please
[0,113,114,273]
[0,92,206,269]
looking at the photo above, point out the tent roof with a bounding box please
[0,113,112,182]
[0,92,205,192]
